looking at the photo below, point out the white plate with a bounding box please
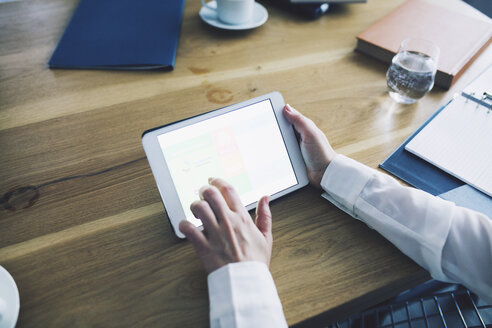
[0,266,19,328]
[199,1,268,30]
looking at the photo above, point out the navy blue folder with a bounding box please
[49,0,185,70]
[380,99,492,218]
[464,0,492,18]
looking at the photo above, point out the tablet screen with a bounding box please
[157,99,298,226]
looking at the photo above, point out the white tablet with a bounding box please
[142,91,308,238]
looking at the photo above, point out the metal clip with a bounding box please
[482,92,492,112]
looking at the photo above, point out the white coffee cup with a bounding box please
[202,0,255,25]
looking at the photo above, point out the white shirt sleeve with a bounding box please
[321,154,492,303]
[207,261,288,328]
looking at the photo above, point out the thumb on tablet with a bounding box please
[283,104,312,138]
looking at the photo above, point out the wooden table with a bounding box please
[0,0,490,326]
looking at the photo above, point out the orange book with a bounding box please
[356,0,492,89]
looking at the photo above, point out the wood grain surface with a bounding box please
[1,0,490,326]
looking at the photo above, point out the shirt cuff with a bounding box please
[320,154,376,216]
[207,262,286,327]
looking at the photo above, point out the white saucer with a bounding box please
[0,266,19,328]
[199,1,268,30]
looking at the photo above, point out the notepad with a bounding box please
[405,66,492,197]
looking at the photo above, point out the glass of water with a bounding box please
[386,38,440,104]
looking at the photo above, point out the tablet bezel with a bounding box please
[142,91,309,238]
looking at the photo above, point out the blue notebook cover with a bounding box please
[464,0,492,18]
[49,0,186,70]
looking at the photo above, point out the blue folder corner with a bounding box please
[379,99,492,218]
[49,0,185,70]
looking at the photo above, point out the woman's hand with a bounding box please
[283,104,337,188]
[179,178,273,273]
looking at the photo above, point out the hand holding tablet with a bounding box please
[142,92,309,238]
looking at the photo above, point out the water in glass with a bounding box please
[386,50,437,104]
